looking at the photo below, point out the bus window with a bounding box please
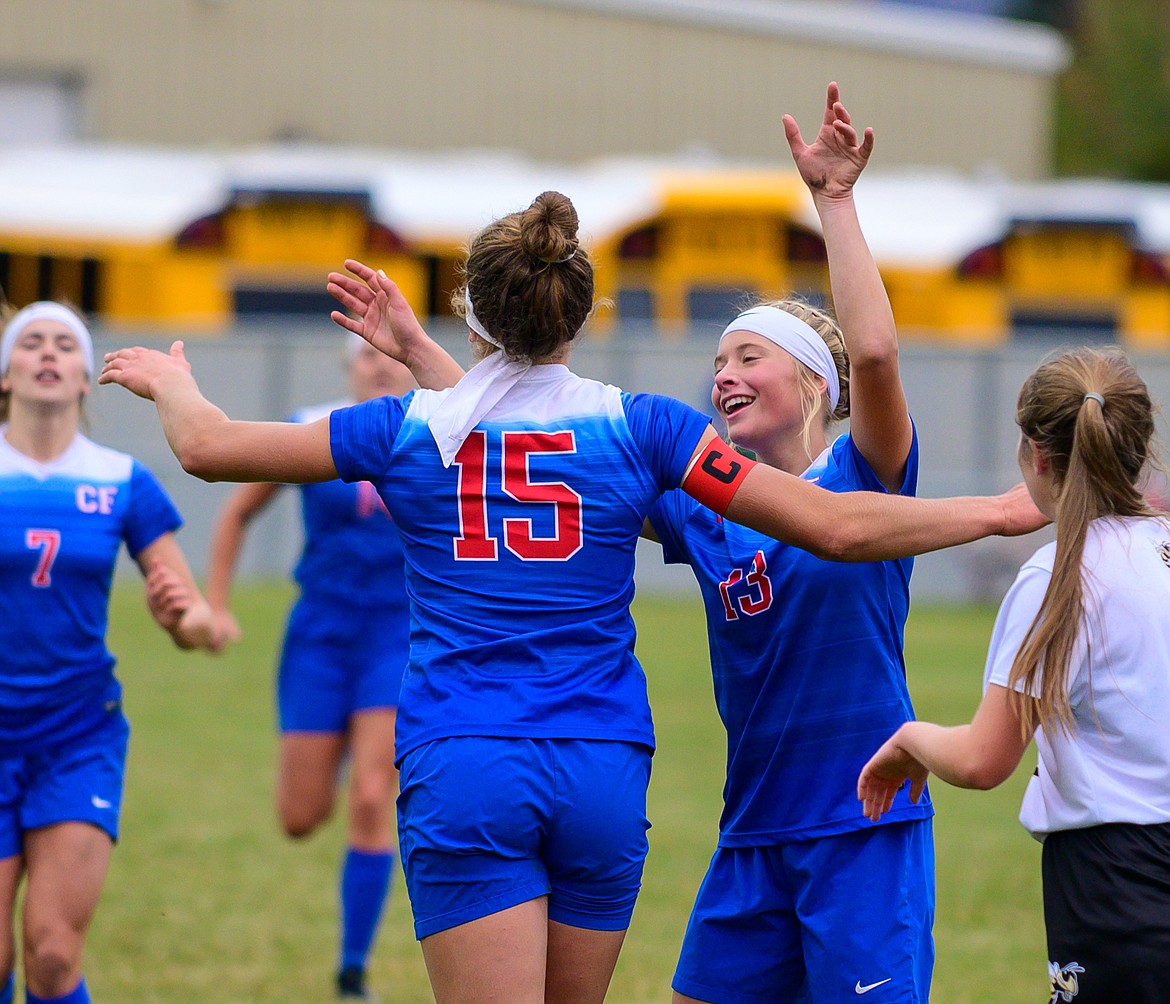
[688,287,752,323]
[0,253,103,313]
[233,286,340,316]
[616,288,655,321]
[1010,308,1117,342]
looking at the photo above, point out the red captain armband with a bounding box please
[681,439,756,515]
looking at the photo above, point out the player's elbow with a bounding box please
[175,431,225,482]
[952,756,1014,791]
[807,519,870,562]
[849,340,899,374]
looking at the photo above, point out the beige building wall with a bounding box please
[0,0,1066,177]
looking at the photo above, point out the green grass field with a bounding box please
[80,587,1046,1002]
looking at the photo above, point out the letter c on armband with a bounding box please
[682,439,755,514]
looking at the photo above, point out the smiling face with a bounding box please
[711,331,825,461]
[0,318,90,414]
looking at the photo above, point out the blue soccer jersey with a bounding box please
[0,430,181,751]
[649,429,930,845]
[329,365,710,761]
[289,401,408,612]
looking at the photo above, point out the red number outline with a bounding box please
[717,550,773,620]
[501,431,583,562]
[453,430,584,563]
[26,529,61,588]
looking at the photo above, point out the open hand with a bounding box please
[327,259,429,366]
[857,729,929,822]
[99,341,193,401]
[997,482,1050,537]
[784,81,874,200]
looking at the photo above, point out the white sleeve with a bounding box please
[982,562,1052,695]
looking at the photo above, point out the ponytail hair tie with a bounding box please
[1083,392,1105,407]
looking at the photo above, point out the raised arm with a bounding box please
[136,533,222,652]
[785,82,911,490]
[328,259,465,391]
[99,341,338,484]
[683,428,1045,563]
[205,481,282,643]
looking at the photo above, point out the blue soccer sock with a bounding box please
[0,971,13,1004]
[339,846,395,972]
[26,978,89,1004]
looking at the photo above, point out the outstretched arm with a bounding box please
[682,428,1046,562]
[136,533,223,652]
[857,684,1035,822]
[99,341,338,484]
[328,259,465,390]
[785,82,911,490]
[205,481,282,643]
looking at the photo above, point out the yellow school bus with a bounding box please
[1,148,1167,347]
[859,176,1170,347]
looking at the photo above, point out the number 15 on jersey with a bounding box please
[453,430,584,562]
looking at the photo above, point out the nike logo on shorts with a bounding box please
[855,978,892,994]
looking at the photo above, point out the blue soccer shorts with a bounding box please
[0,707,130,858]
[673,819,935,1004]
[277,597,408,733]
[397,735,652,940]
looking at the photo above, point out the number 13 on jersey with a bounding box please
[453,430,583,562]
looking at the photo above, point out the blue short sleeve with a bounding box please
[647,491,703,566]
[330,394,410,485]
[829,420,919,497]
[620,392,711,494]
[124,461,183,558]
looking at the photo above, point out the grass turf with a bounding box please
[77,586,1045,1002]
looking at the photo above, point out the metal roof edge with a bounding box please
[502,0,1071,73]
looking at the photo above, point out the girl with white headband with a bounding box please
[0,301,220,1004]
[102,187,1042,1004]
[644,83,935,1004]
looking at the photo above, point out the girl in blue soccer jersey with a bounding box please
[642,83,936,1004]
[0,301,221,1004]
[100,192,1041,1004]
[205,336,414,1001]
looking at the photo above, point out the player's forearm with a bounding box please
[205,517,246,611]
[408,339,464,391]
[148,369,234,479]
[889,721,1004,791]
[726,466,1009,562]
[814,192,897,365]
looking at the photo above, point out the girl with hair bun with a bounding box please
[102,186,1042,1003]
[859,347,1170,1003]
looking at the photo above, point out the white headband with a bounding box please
[1,302,95,377]
[464,291,502,349]
[720,306,840,411]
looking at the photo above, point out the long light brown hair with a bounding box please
[1009,347,1161,737]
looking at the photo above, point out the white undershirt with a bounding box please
[983,516,1170,839]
